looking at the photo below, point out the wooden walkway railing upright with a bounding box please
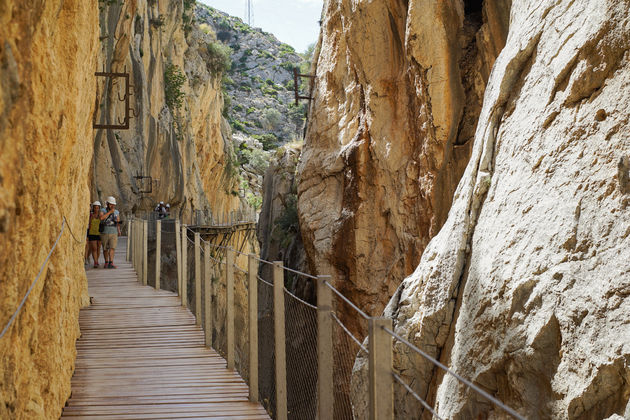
[61,238,269,419]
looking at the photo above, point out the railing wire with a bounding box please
[0,220,66,339]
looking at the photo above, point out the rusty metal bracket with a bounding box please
[94,69,133,130]
[293,68,315,105]
[134,174,153,194]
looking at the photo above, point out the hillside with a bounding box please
[195,4,309,148]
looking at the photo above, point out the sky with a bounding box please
[198,0,323,53]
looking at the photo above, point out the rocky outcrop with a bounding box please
[298,0,510,338]
[0,1,96,418]
[355,0,630,418]
[258,144,309,298]
[93,0,242,221]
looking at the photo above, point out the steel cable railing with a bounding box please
[130,214,526,420]
[0,219,67,339]
[383,326,526,420]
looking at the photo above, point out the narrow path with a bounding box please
[62,238,269,419]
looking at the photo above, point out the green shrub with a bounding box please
[254,133,278,151]
[246,107,256,114]
[164,62,186,111]
[247,193,263,210]
[149,14,165,27]
[248,148,270,173]
[206,42,232,76]
[262,108,282,130]
[280,62,297,73]
[222,93,231,117]
[230,118,247,133]
[274,193,299,247]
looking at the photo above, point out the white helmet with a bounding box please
[166,204,170,208]
[92,201,101,207]
[106,196,117,205]
[160,201,164,205]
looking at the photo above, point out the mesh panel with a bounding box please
[258,275,276,417]
[284,290,317,420]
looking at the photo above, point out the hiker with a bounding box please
[87,201,102,268]
[100,196,121,269]
[165,203,170,219]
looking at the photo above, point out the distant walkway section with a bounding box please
[61,238,269,419]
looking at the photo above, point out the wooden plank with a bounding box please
[62,240,270,419]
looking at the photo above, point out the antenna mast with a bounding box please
[246,0,253,26]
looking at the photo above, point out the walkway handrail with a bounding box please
[0,219,67,339]
[130,215,526,420]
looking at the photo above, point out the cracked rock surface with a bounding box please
[353,1,630,418]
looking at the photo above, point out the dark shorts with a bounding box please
[88,234,101,242]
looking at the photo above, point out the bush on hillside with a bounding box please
[206,41,232,76]
[164,62,186,111]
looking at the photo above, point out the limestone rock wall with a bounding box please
[258,145,309,298]
[0,1,96,418]
[297,0,510,338]
[93,0,240,221]
[355,0,630,418]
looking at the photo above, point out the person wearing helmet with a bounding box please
[100,196,121,268]
[87,201,102,268]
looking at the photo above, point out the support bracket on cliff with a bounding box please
[293,68,315,105]
[134,174,153,194]
[93,66,135,130]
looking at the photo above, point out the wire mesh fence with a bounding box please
[258,274,276,417]
[284,290,318,420]
[130,212,531,420]
[332,313,367,420]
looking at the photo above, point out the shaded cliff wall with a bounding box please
[0,1,96,418]
[258,145,309,298]
[297,0,510,337]
[354,0,630,418]
[93,0,240,220]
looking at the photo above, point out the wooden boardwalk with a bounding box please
[62,238,269,419]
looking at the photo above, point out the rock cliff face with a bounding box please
[258,145,309,298]
[0,1,96,418]
[93,0,241,221]
[298,0,510,337]
[354,0,630,418]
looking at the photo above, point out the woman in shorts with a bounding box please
[87,201,102,268]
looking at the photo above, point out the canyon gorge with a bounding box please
[1,0,629,419]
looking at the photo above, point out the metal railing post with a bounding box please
[194,232,201,325]
[142,220,148,286]
[175,219,182,296]
[155,219,161,289]
[204,241,212,348]
[181,225,188,307]
[226,248,235,370]
[273,261,287,420]
[368,317,393,420]
[126,218,132,262]
[248,254,258,402]
[317,275,333,419]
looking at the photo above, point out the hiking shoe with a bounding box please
[109,263,117,269]
[94,263,99,268]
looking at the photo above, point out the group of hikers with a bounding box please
[85,196,121,269]
[84,198,173,268]
[154,201,171,219]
